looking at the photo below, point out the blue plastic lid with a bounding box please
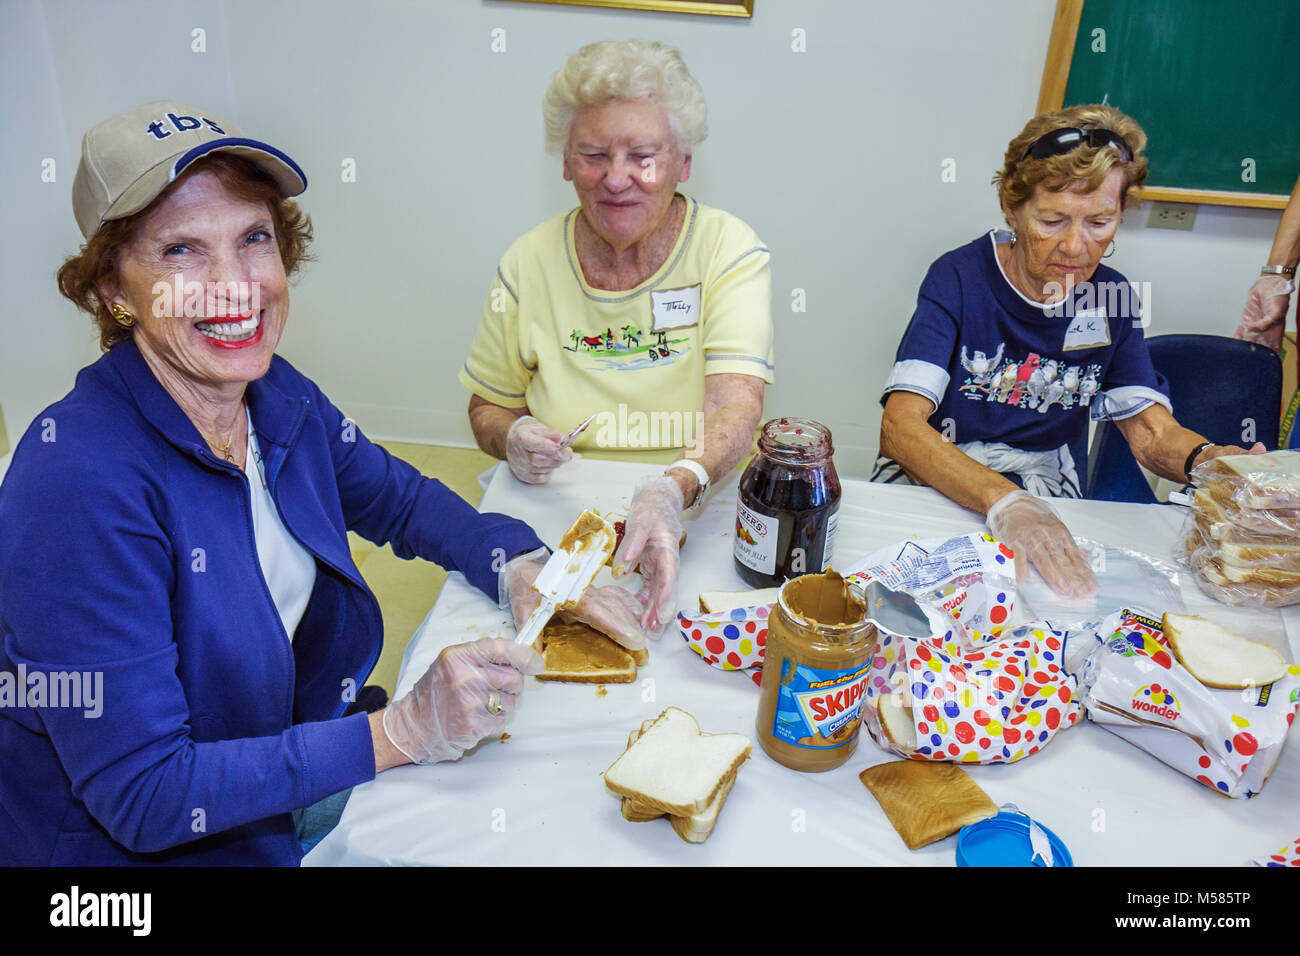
[956,810,1073,867]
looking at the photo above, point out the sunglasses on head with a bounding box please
[1022,127,1134,163]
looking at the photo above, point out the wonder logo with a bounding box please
[1131,682,1180,721]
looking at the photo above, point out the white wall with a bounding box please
[0,0,1286,477]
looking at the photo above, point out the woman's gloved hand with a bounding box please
[382,638,541,764]
[612,475,684,633]
[552,585,648,657]
[985,489,1097,599]
[1235,274,1294,353]
[505,416,574,484]
[500,548,648,655]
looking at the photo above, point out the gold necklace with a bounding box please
[201,406,242,464]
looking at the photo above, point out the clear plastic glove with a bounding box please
[506,415,574,484]
[500,548,648,655]
[613,475,685,633]
[985,489,1097,599]
[1235,274,1294,353]
[382,638,541,764]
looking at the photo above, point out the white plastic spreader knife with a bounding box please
[513,510,617,647]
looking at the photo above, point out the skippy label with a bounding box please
[735,500,777,574]
[772,659,871,748]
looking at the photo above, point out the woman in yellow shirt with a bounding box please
[460,40,774,630]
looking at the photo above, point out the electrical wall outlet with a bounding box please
[0,402,9,459]
[1147,201,1197,231]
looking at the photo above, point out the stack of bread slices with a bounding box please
[1184,451,1300,606]
[603,707,751,844]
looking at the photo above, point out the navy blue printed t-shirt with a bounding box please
[881,230,1170,453]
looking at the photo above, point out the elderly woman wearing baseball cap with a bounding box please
[0,101,643,865]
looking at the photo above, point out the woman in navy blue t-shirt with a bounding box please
[875,105,1263,597]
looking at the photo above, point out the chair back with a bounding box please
[1087,334,1282,502]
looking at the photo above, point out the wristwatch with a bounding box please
[1261,264,1297,277]
[667,458,710,512]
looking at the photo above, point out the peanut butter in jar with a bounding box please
[755,569,876,772]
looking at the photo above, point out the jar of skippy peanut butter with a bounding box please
[755,569,876,772]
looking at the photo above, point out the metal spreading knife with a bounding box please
[513,510,617,648]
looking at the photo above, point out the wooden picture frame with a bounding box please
[501,0,752,17]
[1038,0,1287,209]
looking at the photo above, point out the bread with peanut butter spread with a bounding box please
[536,621,640,683]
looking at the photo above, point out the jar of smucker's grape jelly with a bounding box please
[755,570,875,772]
[734,418,841,589]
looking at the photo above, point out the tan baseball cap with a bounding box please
[71,100,307,239]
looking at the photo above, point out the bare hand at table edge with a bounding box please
[1191,442,1268,471]
[380,638,541,766]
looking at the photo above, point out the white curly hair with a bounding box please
[542,39,708,156]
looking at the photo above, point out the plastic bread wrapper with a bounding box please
[1017,538,1184,630]
[1178,527,1300,608]
[836,534,1082,765]
[1190,450,1300,511]
[1189,489,1300,542]
[1252,836,1300,867]
[1182,513,1300,573]
[1076,607,1300,798]
[860,620,1085,764]
[677,604,770,685]
[842,533,1019,640]
[677,532,1018,687]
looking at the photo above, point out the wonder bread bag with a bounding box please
[843,533,1083,765]
[1077,607,1300,798]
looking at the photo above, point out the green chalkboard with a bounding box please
[1047,0,1298,207]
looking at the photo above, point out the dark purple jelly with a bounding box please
[734,418,841,589]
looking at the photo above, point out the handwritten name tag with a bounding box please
[651,284,701,331]
[1062,308,1110,351]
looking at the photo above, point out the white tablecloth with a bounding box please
[306,459,1299,866]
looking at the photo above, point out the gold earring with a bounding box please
[110,303,136,327]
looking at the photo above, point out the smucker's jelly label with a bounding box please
[735,500,778,575]
[771,659,872,749]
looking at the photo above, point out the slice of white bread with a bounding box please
[878,693,917,752]
[698,587,781,614]
[618,720,740,842]
[1189,551,1300,606]
[536,622,638,683]
[1200,554,1300,588]
[1162,613,1289,689]
[604,707,751,817]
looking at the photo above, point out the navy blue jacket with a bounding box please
[0,341,542,865]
